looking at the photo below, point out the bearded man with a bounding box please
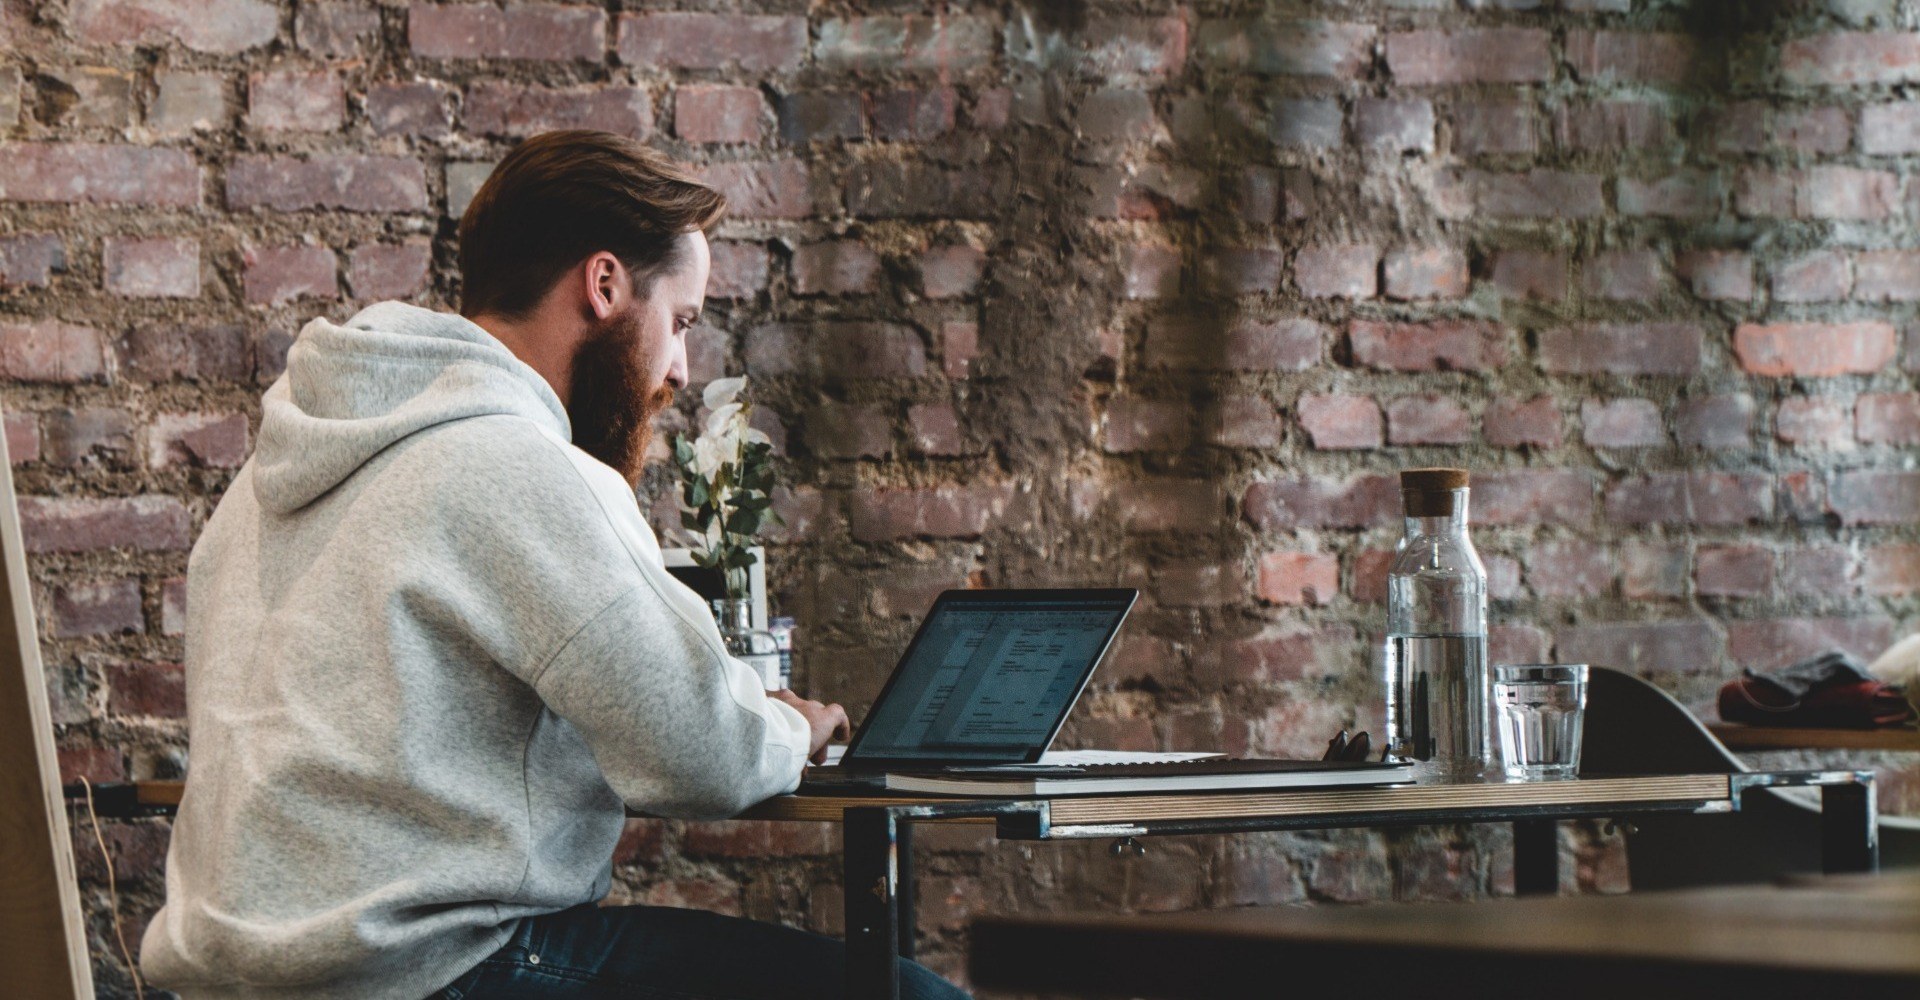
[140,130,966,1000]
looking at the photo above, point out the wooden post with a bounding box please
[0,405,96,999]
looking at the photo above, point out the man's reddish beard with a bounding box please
[567,309,676,485]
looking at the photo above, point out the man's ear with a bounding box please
[583,252,623,321]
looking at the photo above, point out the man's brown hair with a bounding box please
[458,130,727,320]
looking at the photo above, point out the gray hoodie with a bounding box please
[139,302,812,1000]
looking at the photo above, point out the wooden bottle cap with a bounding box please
[1401,467,1469,517]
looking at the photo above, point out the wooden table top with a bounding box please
[970,873,1920,999]
[1709,723,1920,753]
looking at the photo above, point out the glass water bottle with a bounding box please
[713,598,783,690]
[1384,468,1491,779]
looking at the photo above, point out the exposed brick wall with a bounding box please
[7,1,1919,994]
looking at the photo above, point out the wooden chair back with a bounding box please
[0,410,95,998]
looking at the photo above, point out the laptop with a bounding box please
[801,588,1414,796]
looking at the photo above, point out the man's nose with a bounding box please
[666,342,689,390]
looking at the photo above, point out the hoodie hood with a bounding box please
[252,301,570,514]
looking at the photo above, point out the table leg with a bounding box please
[844,807,901,1000]
[895,820,916,963]
[1512,819,1559,896]
[1821,781,1879,874]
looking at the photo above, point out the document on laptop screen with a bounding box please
[854,598,1130,762]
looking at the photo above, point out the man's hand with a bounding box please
[770,689,851,765]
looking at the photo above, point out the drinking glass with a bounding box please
[1494,664,1588,780]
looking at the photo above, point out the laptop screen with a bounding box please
[843,589,1137,765]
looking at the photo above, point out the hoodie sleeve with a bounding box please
[432,419,811,820]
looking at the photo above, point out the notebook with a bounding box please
[800,588,1414,796]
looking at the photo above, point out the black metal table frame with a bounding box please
[839,770,1879,1000]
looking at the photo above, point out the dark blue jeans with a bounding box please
[430,904,969,1000]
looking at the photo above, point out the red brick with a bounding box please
[1200,247,1283,297]
[1537,323,1702,376]
[1555,100,1676,153]
[1711,102,1767,152]
[0,321,108,383]
[1677,250,1753,301]
[1354,98,1434,152]
[117,323,251,383]
[1581,398,1662,448]
[1491,624,1552,665]
[0,233,65,288]
[1521,540,1611,598]
[610,819,665,866]
[698,160,810,219]
[1209,395,1285,448]
[1269,98,1341,149]
[1567,31,1694,84]
[1581,250,1666,300]
[248,70,343,131]
[409,2,605,61]
[159,576,187,636]
[870,88,957,141]
[1077,88,1157,142]
[1606,473,1771,526]
[102,236,199,298]
[1467,170,1606,217]
[706,241,768,301]
[297,2,380,56]
[1675,395,1755,449]
[1256,552,1338,607]
[1243,475,1396,530]
[366,82,451,137]
[1453,100,1537,156]
[42,408,133,467]
[1775,396,1855,446]
[149,412,249,468]
[19,496,190,553]
[850,483,1025,542]
[1777,546,1855,598]
[1555,619,1720,673]
[244,245,337,306]
[1194,20,1373,78]
[1781,32,1920,87]
[1771,251,1853,302]
[1122,243,1180,299]
[346,242,432,302]
[1857,392,1920,444]
[814,16,995,72]
[58,745,124,784]
[1621,543,1688,600]
[1386,395,1472,445]
[1779,471,1828,524]
[1696,545,1773,598]
[1618,170,1724,218]
[1105,397,1187,453]
[1774,106,1851,153]
[5,412,37,465]
[1853,251,1920,301]
[1861,102,1920,153]
[1726,617,1894,672]
[741,324,921,378]
[1831,470,1920,524]
[1862,545,1920,595]
[105,660,186,719]
[1351,320,1507,372]
[941,322,977,379]
[919,245,985,299]
[1114,480,1220,534]
[846,161,997,218]
[1304,835,1391,903]
[1735,321,1896,376]
[1297,394,1382,450]
[74,0,278,54]
[803,404,891,460]
[1012,16,1189,79]
[1490,250,1568,300]
[464,83,652,139]
[228,154,428,212]
[790,242,879,296]
[1295,244,1378,298]
[775,92,864,143]
[1811,166,1898,219]
[150,70,227,135]
[50,578,143,638]
[675,86,767,145]
[1384,246,1468,300]
[0,143,199,206]
[1387,29,1551,85]
[1484,396,1561,448]
[1145,317,1323,371]
[617,13,807,73]
[1476,471,1594,526]
[907,403,967,457]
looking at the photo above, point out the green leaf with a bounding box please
[723,547,759,570]
[672,436,695,468]
[687,477,710,509]
[724,507,765,536]
[732,493,772,512]
[680,511,701,531]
